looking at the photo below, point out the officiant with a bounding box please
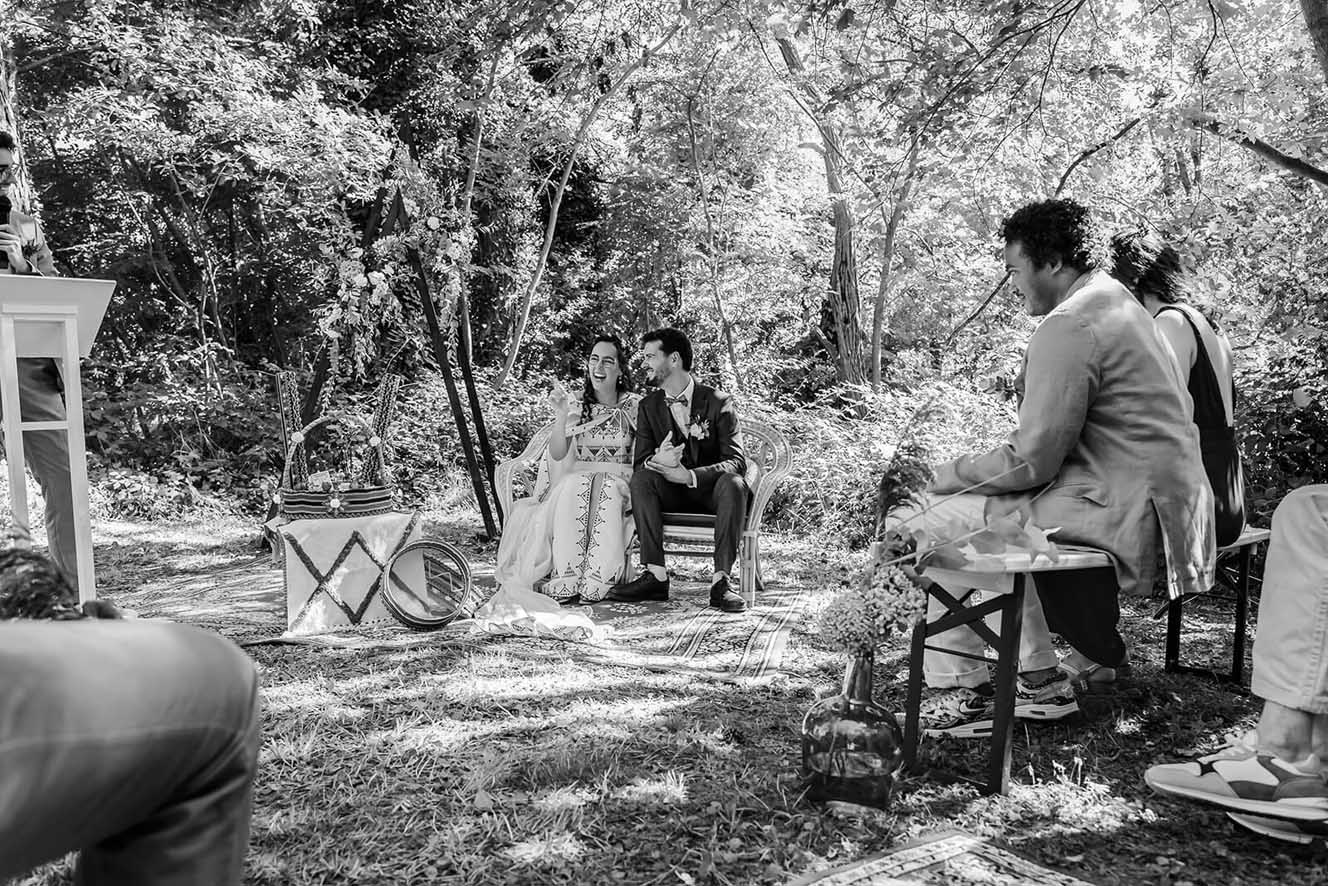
[0,129,77,590]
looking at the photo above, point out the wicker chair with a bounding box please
[493,418,793,603]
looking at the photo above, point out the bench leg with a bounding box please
[986,576,1023,796]
[903,619,926,776]
[1232,543,1252,685]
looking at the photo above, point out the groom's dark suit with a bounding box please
[630,383,749,573]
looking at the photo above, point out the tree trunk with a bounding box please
[1303,0,1328,84]
[494,20,683,389]
[870,143,920,391]
[775,35,864,385]
[685,94,743,391]
[0,36,33,212]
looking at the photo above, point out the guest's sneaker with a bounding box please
[1145,736,1328,822]
[1228,812,1328,847]
[709,575,746,612]
[1014,671,1079,720]
[607,572,669,603]
[899,686,996,738]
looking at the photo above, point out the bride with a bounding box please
[493,334,641,603]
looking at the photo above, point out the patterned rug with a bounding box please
[488,581,806,683]
[114,556,806,683]
[787,832,1097,885]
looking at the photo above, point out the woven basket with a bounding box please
[275,412,395,520]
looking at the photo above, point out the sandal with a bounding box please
[1060,658,1133,693]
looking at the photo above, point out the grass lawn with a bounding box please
[8,511,1326,885]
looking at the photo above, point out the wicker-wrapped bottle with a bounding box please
[801,651,904,809]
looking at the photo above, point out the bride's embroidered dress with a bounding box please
[494,394,640,602]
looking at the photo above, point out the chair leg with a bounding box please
[903,618,926,776]
[742,532,758,605]
[1232,543,1252,685]
[987,576,1024,796]
[1165,596,1183,673]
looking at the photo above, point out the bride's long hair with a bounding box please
[579,334,633,425]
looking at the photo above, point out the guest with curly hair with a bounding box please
[884,198,1214,736]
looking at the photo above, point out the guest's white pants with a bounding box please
[886,492,1059,688]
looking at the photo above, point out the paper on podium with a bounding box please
[0,276,115,358]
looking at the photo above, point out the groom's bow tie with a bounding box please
[666,393,689,407]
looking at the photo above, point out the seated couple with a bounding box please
[886,198,1224,736]
[493,327,749,616]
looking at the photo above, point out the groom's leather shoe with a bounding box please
[710,576,747,612]
[608,572,670,603]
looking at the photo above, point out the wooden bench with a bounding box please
[902,527,1272,795]
[902,546,1112,796]
[1161,525,1272,684]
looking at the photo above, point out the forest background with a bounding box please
[1,0,1325,547]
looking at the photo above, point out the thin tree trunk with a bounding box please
[494,20,683,388]
[1303,0,1328,84]
[870,142,920,391]
[774,35,864,385]
[0,38,33,211]
[685,94,743,391]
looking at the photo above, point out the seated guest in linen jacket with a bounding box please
[885,198,1214,737]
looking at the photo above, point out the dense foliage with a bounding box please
[2,0,1324,530]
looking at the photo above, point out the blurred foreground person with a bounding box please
[0,552,260,885]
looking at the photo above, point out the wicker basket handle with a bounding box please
[279,412,387,490]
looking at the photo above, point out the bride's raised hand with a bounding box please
[549,380,573,420]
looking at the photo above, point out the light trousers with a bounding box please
[1251,485,1328,714]
[886,492,1059,687]
[0,357,78,589]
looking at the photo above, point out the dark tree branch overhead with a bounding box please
[1186,114,1328,187]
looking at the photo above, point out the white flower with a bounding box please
[368,435,381,447]
[329,497,342,510]
[290,432,304,445]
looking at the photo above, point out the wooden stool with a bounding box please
[903,546,1113,795]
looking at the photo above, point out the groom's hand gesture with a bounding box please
[646,432,690,485]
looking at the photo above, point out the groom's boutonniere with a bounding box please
[687,419,711,441]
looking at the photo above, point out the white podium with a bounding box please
[0,276,115,601]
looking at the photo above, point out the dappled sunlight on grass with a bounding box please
[9,515,1313,886]
[504,832,589,866]
[612,771,690,805]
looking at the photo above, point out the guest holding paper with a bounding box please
[494,334,641,604]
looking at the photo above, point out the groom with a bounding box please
[608,328,749,612]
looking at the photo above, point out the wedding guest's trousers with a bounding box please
[0,620,261,885]
[0,357,78,589]
[886,492,1128,684]
[1251,485,1328,714]
[630,470,748,574]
